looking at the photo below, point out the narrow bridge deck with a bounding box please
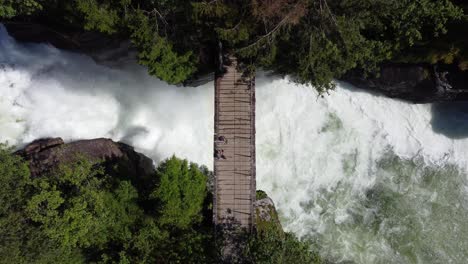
[214,58,256,229]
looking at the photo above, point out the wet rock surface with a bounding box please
[343,64,468,103]
[254,195,283,233]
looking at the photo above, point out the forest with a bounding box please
[0,145,322,263]
[1,0,467,92]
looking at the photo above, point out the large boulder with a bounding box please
[254,191,283,234]
[16,138,155,179]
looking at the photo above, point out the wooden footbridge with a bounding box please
[213,57,256,231]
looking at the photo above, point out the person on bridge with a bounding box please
[214,149,221,159]
[216,135,228,144]
[214,149,227,160]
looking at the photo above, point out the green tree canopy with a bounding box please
[0,146,214,263]
[0,0,42,18]
[152,156,207,229]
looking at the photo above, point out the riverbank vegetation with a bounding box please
[1,1,466,92]
[0,145,321,263]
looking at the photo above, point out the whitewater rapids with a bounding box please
[1,26,468,263]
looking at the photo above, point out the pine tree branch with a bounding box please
[237,14,290,52]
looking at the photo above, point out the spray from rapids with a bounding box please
[1,26,468,263]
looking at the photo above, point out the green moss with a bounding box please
[248,214,324,264]
[250,189,325,263]
[255,206,282,235]
[256,190,268,200]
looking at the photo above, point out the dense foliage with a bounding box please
[1,0,466,91]
[0,146,320,263]
[0,148,212,263]
[0,0,42,18]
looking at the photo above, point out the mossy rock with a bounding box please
[254,190,283,236]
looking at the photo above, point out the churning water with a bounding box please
[1,26,468,263]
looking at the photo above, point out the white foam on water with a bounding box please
[0,26,213,164]
[1,25,468,263]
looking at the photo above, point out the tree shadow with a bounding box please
[431,102,468,139]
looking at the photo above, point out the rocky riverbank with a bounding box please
[16,137,286,234]
[4,22,467,103]
[343,63,468,103]
[17,137,283,219]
